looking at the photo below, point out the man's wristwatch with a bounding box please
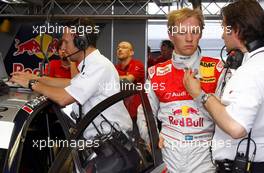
[201,92,212,104]
[28,79,38,91]
[195,90,212,105]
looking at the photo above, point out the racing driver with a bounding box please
[137,8,223,173]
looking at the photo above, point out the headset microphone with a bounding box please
[62,50,82,61]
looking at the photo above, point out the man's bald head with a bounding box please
[116,41,134,61]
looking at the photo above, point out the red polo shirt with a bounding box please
[115,59,145,120]
[115,59,145,85]
[45,60,71,78]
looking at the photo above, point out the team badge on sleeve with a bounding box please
[148,66,155,79]
[216,60,224,72]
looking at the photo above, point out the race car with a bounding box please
[0,81,164,173]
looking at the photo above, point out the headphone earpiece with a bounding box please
[73,34,89,50]
[225,49,244,69]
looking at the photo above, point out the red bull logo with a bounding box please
[13,38,41,56]
[170,106,203,127]
[172,106,199,116]
[13,34,58,59]
[13,62,48,75]
[12,34,59,74]
[168,116,204,127]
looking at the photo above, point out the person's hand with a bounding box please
[146,143,151,153]
[11,71,38,80]
[183,68,202,99]
[10,73,30,88]
[158,135,165,149]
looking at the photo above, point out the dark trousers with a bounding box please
[215,160,264,173]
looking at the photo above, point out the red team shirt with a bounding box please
[115,59,145,120]
[45,60,71,78]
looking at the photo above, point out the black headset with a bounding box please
[225,48,244,69]
[246,39,264,53]
[71,18,94,51]
[219,39,264,94]
[220,39,264,70]
[73,33,90,51]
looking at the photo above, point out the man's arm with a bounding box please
[183,69,247,139]
[119,74,135,83]
[137,79,160,144]
[202,95,246,139]
[119,60,145,83]
[11,72,71,88]
[37,76,71,88]
[10,73,74,106]
[32,82,75,106]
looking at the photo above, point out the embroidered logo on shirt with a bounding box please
[135,66,140,71]
[164,91,187,99]
[156,64,172,76]
[148,66,155,79]
[216,60,224,72]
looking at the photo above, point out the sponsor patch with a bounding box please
[164,91,187,99]
[156,64,172,76]
[200,77,216,83]
[148,66,155,79]
[168,116,204,127]
[200,61,216,78]
[185,135,193,141]
[216,60,224,72]
[22,105,33,114]
[135,66,140,71]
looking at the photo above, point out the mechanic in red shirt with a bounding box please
[115,41,145,121]
[154,40,174,65]
[147,45,155,68]
[45,40,78,78]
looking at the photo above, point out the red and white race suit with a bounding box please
[137,56,223,173]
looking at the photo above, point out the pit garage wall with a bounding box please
[96,19,146,65]
[0,19,21,78]
[112,20,146,65]
[0,19,147,76]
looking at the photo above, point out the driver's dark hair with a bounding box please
[221,0,264,43]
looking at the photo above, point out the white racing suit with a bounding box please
[137,55,223,173]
